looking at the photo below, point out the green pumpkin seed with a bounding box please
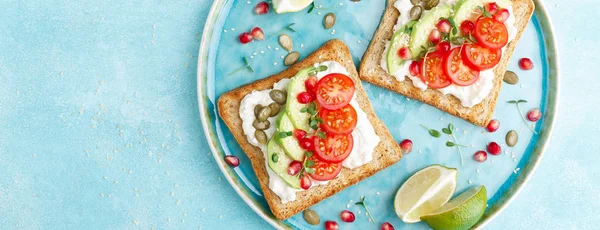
[269,90,287,104]
[503,71,519,85]
[411,0,422,5]
[424,0,439,10]
[255,130,267,144]
[278,34,293,52]
[323,13,336,29]
[252,120,270,130]
[268,103,281,117]
[257,106,272,122]
[506,130,518,147]
[410,6,423,20]
[303,209,320,225]
[284,51,300,66]
[254,104,263,117]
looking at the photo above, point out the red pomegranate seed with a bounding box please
[299,137,314,151]
[397,47,411,59]
[300,175,312,190]
[460,20,475,34]
[224,155,240,167]
[428,29,441,44]
[436,41,451,53]
[238,32,254,44]
[305,76,318,94]
[254,1,269,15]
[399,139,413,154]
[484,2,499,15]
[287,161,302,176]
[409,61,421,76]
[325,220,339,230]
[250,27,265,40]
[494,8,510,22]
[436,19,452,33]
[519,58,534,70]
[486,119,500,132]
[381,222,395,230]
[340,210,355,223]
[297,92,313,104]
[293,129,307,139]
[487,142,502,155]
[527,108,542,122]
[474,150,487,162]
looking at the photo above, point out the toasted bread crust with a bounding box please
[359,0,535,126]
[218,40,402,220]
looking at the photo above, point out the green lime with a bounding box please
[421,185,488,230]
[272,0,314,14]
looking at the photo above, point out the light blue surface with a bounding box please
[0,1,597,230]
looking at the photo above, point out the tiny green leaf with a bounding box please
[442,128,452,135]
[307,107,316,115]
[305,151,313,157]
[508,100,517,104]
[317,132,326,139]
[300,108,308,113]
[448,18,456,27]
[317,65,328,72]
[309,119,317,127]
[307,2,315,13]
[305,160,315,168]
[430,129,441,138]
[305,168,315,174]
[448,123,454,132]
[272,153,279,163]
[446,141,456,147]
[518,99,528,103]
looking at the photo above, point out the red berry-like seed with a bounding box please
[494,8,510,22]
[254,1,269,15]
[519,58,534,70]
[287,161,302,176]
[487,142,502,155]
[436,19,452,33]
[409,61,421,76]
[300,175,312,190]
[305,76,318,94]
[527,108,542,122]
[224,155,240,167]
[296,92,313,104]
[436,41,451,53]
[400,139,413,155]
[381,222,395,230]
[251,27,265,40]
[325,220,339,230]
[293,129,307,139]
[484,2,499,15]
[460,20,475,34]
[238,32,253,44]
[474,150,487,162]
[428,29,441,44]
[486,119,500,132]
[299,137,314,151]
[397,47,411,59]
[340,210,355,223]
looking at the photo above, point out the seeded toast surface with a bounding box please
[218,40,402,220]
[359,0,535,126]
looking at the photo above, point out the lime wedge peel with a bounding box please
[272,0,314,14]
[421,185,488,230]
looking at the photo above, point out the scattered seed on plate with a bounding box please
[278,34,293,52]
[284,51,300,66]
[324,13,336,29]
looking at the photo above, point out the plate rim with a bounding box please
[196,1,560,229]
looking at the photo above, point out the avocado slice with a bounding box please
[267,137,301,189]
[285,69,312,131]
[453,0,511,25]
[276,113,305,161]
[386,31,411,74]
[409,5,453,58]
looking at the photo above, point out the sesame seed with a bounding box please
[346,204,350,208]
[468,180,472,184]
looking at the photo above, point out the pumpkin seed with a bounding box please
[257,106,272,122]
[284,51,300,66]
[503,71,519,85]
[424,0,439,10]
[255,130,268,144]
[303,209,320,225]
[252,119,270,130]
[506,130,518,147]
[268,102,281,117]
[278,34,293,52]
[410,6,423,20]
[323,13,336,29]
[254,104,263,117]
[410,0,422,5]
[269,90,287,104]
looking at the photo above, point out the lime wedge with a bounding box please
[272,0,314,14]
[394,165,458,223]
[421,185,487,230]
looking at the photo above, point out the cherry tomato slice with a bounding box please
[462,43,502,71]
[474,17,509,49]
[318,104,358,134]
[315,73,355,110]
[313,133,353,163]
[307,155,342,181]
[443,47,480,86]
[419,51,452,89]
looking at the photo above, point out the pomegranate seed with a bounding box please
[250,27,265,40]
[494,8,510,22]
[340,210,355,223]
[293,129,307,139]
[238,32,254,44]
[224,155,240,167]
[460,20,475,34]
[474,150,488,162]
[399,139,413,154]
[305,76,318,94]
[484,3,499,15]
[287,161,302,176]
[436,41,451,53]
[519,58,534,70]
[381,222,395,230]
[527,108,542,122]
[487,142,502,155]
[428,29,441,44]
[409,61,421,76]
[300,175,312,190]
[299,137,314,151]
[486,119,500,132]
[436,19,452,33]
[254,1,269,15]
[296,92,313,104]
[397,47,411,59]
[325,220,339,230]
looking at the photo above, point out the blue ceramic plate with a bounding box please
[197,1,558,229]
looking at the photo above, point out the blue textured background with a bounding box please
[0,0,597,229]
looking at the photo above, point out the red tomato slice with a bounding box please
[315,73,355,110]
[307,155,342,181]
[462,43,502,71]
[419,51,452,89]
[474,17,509,49]
[313,133,353,163]
[318,104,358,134]
[443,47,480,86]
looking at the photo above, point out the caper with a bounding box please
[254,104,263,117]
[284,51,300,66]
[269,90,287,104]
[303,209,320,225]
[410,6,423,20]
[503,71,519,85]
[506,130,519,147]
[257,106,272,122]
[252,120,270,130]
[255,130,268,144]
[424,0,439,10]
[268,103,281,117]
[323,13,336,29]
[410,0,421,5]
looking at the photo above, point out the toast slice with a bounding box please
[359,0,535,126]
[218,40,402,220]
